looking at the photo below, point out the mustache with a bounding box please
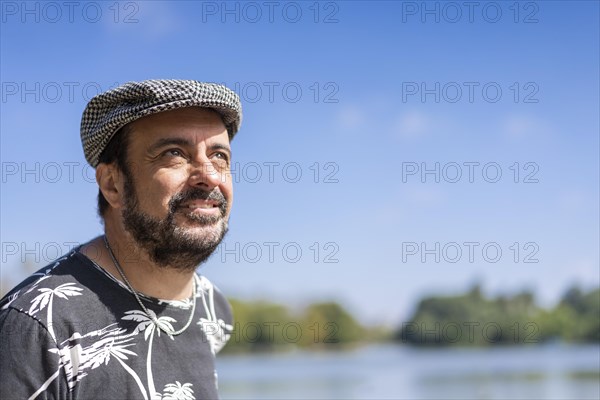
[168,188,228,216]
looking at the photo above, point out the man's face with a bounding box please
[119,107,233,271]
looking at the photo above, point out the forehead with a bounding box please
[127,107,229,147]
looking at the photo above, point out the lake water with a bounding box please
[216,343,600,399]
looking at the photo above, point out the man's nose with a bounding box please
[187,157,223,189]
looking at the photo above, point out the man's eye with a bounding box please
[214,152,229,162]
[165,149,183,157]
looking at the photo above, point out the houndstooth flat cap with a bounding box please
[80,79,242,167]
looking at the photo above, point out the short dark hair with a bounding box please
[97,125,132,218]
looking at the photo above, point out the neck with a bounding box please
[81,226,195,301]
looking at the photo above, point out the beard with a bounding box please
[121,173,229,272]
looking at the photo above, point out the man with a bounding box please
[0,79,242,399]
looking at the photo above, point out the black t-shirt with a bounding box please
[0,249,233,400]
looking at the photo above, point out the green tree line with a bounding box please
[222,299,367,353]
[396,285,600,346]
[224,285,599,352]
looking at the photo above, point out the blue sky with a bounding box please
[1,1,598,325]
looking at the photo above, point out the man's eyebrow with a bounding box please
[147,137,193,154]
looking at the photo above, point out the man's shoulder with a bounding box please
[0,250,93,318]
[197,275,231,313]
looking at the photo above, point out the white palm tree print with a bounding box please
[122,309,176,400]
[84,331,148,400]
[32,325,148,400]
[2,254,68,312]
[28,283,83,340]
[25,275,51,294]
[162,381,195,400]
[198,318,233,355]
[157,298,194,310]
[1,290,20,311]
[196,277,232,354]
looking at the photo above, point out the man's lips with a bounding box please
[179,200,222,215]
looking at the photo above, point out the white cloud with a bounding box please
[393,110,430,139]
[335,104,366,130]
[503,114,551,139]
[404,186,445,206]
[103,1,181,39]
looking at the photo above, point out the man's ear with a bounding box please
[96,163,124,209]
